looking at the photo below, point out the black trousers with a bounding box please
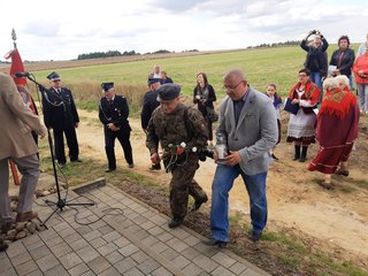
[104,129,133,169]
[53,126,79,164]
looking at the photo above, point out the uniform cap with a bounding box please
[101,82,114,92]
[156,83,181,102]
[47,71,61,81]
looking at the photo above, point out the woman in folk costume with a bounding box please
[286,68,321,162]
[308,77,359,189]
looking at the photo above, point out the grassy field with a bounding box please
[25,44,360,114]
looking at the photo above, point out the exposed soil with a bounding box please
[76,109,368,273]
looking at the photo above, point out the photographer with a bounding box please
[300,30,329,90]
[0,73,46,251]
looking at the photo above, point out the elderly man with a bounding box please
[208,69,278,247]
[0,73,46,251]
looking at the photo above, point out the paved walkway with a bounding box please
[1,183,268,276]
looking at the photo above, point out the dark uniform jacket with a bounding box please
[146,103,208,159]
[42,87,79,129]
[99,95,131,132]
[141,90,160,130]
[193,84,216,117]
[329,48,355,76]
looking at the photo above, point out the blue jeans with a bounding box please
[310,72,322,89]
[210,164,268,242]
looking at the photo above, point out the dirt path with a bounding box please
[77,109,368,258]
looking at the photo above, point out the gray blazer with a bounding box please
[217,87,278,175]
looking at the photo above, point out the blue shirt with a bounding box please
[233,90,248,125]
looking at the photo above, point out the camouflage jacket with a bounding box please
[146,103,208,156]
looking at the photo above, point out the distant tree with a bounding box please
[153,49,171,54]
[77,50,140,60]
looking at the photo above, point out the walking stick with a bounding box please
[9,160,20,186]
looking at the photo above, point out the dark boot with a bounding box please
[299,146,308,162]
[168,217,184,228]
[293,145,301,160]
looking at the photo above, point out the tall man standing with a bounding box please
[208,69,277,247]
[0,73,46,251]
[99,82,134,172]
[146,83,208,228]
[141,78,161,170]
[42,72,80,166]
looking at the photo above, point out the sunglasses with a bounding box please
[224,81,243,90]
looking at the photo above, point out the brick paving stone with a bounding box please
[139,220,155,230]
[80,270,95,276]
[211,252,237,268]
[9,251,32,266]
[44,264,69,276]
[170,228,191,240]
[68,262,90,276]
[52,221,70,232]
[181,262,204,276]
[102,230,121,242]
[141,235,159,247]
[131,251,149,264]
[76,245,100,263]
[87,256,111,274]
[22,233,42,247]
[113,236,130,248]
[97,225,114,235]
[118,243,139,257]
[0,258,13,273]
[23,269,43,276]
[166,237,189,253]
[58,226,77,239]
[211,266,237,276]
[133,214,148,225]
[171,255,190,270]
[44,235,64,247]
[125,267,146,276]
[183,235,201,246]
[49,241,73,258]
[180,247,201,261]
[98,266,121,276]
[63,232,83,244]
[151,266,173,276]
[133,229,150,240]
[193,242,218,257]
[97,242,118,256]
[15,259,38,276]
[160,247,180,261]
[192,254,218,273]
[89,237,108,249]
[147,226,165,236]
[75,226,92,235]
[0,268,17,276]
[39,228,59,242]
[149,214,167,225]
[105,250,124,265]
[136,258,161,274]
[114,257,137,274]
[29,244,52,260]
[239,268,261,276]
[25,239,44,251]
[229,262,248,275]
[59,252,83,270]
[157,231,174,242]
[124,224,141,235]
[151,241,169,254]
[35,254,59,272]
[69,238,90,251]
[6,240,27,258]
[83,229,102,241]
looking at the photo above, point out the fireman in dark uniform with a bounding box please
[98,82,134,172]
[42,72,80,166]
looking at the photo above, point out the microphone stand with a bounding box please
[25,74,94,227]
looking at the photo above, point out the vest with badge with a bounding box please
[98,95,131,132]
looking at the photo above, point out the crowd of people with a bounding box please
[0,31,367,252]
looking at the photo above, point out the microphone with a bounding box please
[15,72,31,78]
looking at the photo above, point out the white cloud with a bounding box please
[0,0,367,61]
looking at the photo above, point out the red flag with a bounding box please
[4,48,27,86]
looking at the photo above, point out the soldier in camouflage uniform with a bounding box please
[146,83,208,228]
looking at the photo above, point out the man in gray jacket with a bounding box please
[208,69,278,247]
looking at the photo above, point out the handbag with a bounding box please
[206,106,218,123]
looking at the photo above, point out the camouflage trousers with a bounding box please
[169,156,207,218]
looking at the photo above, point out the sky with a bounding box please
[1,0,367,61]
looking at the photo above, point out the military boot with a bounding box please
[168,217,184,228]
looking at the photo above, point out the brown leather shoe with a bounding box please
[16,211,38,222]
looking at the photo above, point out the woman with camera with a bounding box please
[193,72,217,143]
[300,30,329,91]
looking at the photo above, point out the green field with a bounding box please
[29,44,359,112]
